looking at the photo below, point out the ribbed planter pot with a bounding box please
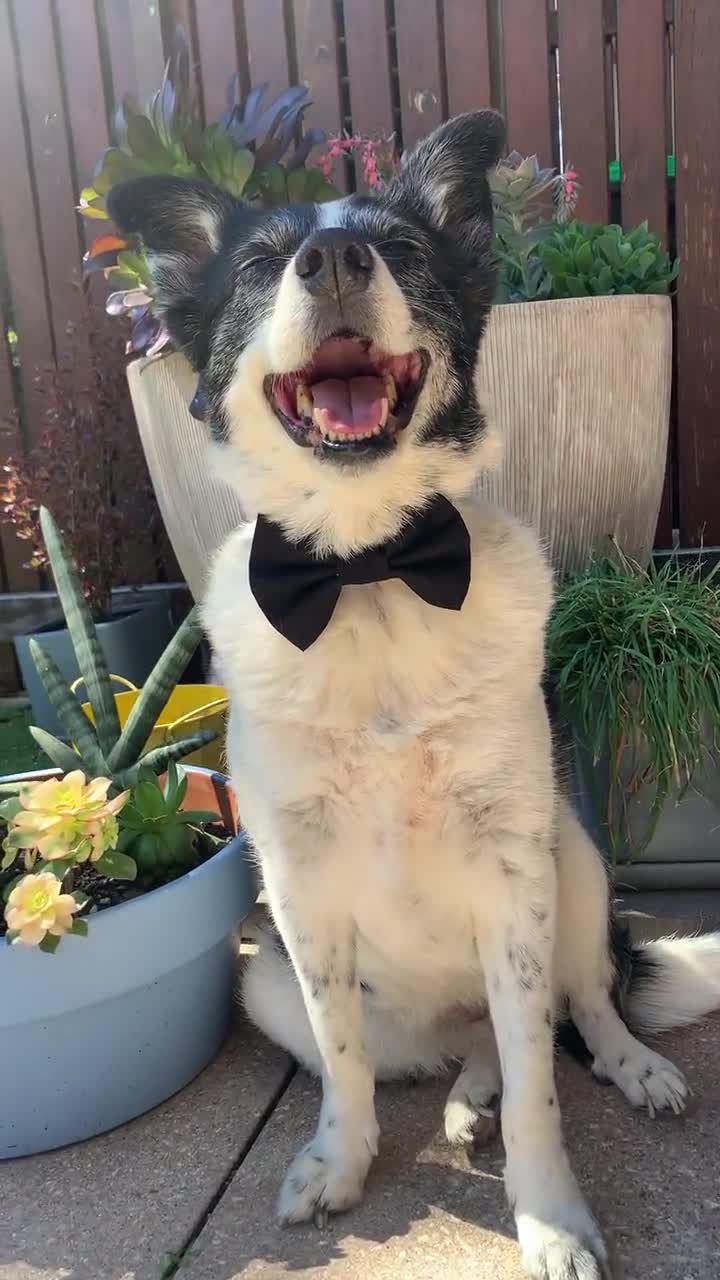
[127,355,245,602]
[127,294,672,594]
[0,766,256,1159]
[475,295,672,572]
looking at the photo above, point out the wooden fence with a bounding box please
[0,0,719,605]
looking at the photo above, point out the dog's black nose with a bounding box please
[295,229,374,297]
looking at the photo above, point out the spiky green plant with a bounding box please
[27,508,215,790]
[547,549,720,859]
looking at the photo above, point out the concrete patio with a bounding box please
[3,891,720,1280]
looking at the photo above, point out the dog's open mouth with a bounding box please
[264,335,428,458]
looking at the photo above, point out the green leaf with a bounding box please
[39,508,121,756]
[94,849,138,881]
[575,241,594,274]
[28,726,86,776]
[36,858,73,880]
[1,844,18,871]
[28,641,107,777]
[108,608,205,772]
[180,809,220,825]
[595,264,615,294]
[93,148,142,195]
[70,919,89,938]
[0,796,22,821]
[134,776,168,819]
[126,113,171,167]
[39,933,61,954]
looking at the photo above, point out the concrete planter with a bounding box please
[127,294,671,598]
[0,767,256,1159]
[15,598,174,738]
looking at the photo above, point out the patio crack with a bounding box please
[161,1061,297,1278]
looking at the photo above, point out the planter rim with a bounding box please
[492,292,671,319]
[15,595,168,641]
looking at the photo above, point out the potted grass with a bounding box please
[548,549,720,889]
[78,26,336,601]
[0,510,255,1159]
[2,299,175,734]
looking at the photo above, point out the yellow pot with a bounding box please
[73,676,228,771]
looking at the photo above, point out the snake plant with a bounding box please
[26,508,215,789]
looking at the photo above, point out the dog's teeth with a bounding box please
[296,383,313,420]
[384,373,397,410]
[378,398,389,428]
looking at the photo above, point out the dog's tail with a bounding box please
[624,931,720,1034]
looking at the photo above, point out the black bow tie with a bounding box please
[248,495,471,651]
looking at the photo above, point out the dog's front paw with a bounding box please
[518,1210,613,1280]
[592,1044,688,1117]
[277,1132,376,1226]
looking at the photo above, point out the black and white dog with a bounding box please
[110,112,720,1280]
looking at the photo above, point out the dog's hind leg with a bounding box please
[443,1018,501,1146]
[554,800,688,1116]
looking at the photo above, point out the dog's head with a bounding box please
[109,111,504,552]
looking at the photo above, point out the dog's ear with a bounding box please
[387,111,505,243]
[107,175,238,308]
[107,176,239,366]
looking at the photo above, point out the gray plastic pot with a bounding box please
[14,598,174,739]
[569,732,720,889]
[0,767,256,1159]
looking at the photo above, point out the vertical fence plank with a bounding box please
[194,0,239,123]
[55,0,110,252]
[292,0,343,135]
[616,0,668,242]
[243,0,292,100]
[502,0,553,163]
[128,0,166,104]
[343,0,393,138]
[556,0,609,222]
[675,0,720,545]
[394,0,444,151]
[0,0,54,438]
[101,0,138,106]
[443,0,492,115]
[0,329,37,592]
[13,0,86,359]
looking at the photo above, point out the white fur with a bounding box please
[204,478,717,1279]
[203,189,718,1280]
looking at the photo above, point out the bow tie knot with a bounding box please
[249,495,471,651]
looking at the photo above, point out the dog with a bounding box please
[109,111,720,1280]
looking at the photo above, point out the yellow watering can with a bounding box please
[71,675,229,772]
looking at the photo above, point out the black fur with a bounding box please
[107,111,505,456]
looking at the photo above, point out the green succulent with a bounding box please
[116,763,219,886]
[25,508,215,791]
[531,221,678,301]
[81,26,336,354]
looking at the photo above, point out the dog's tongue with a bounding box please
[312,376,387,434]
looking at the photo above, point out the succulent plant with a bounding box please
[115,762,220,887]
[535,221,679,298]
[80,26,336,355]
[26,508,214,790]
